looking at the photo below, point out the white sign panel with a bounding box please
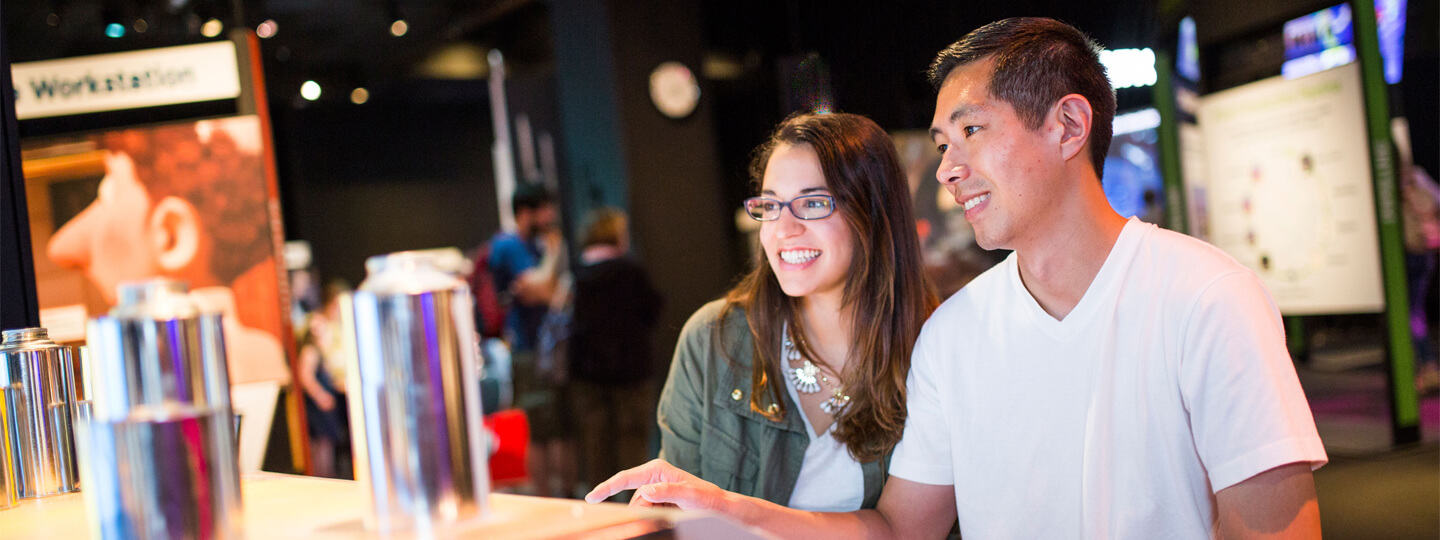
[1197,62,1384,315]
[12,41,241,120]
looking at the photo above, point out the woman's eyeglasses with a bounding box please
[742,195,837,221]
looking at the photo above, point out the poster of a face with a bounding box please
[22,115,291,385]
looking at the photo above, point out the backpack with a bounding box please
[466,242,506,339]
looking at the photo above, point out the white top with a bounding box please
[891,218,1327,539]
[782,366,865,512]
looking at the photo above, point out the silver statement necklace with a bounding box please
[782,325,851,414]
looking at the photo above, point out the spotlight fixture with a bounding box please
[350,87,370,104]
[390,19,408,37]
[105,23,125,38]
[257,19,278,38]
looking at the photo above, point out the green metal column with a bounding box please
[1352,0,1420,445]
[1152,50,1189,235]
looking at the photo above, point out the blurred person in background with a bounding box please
[568,207,664,497]
[589,112,939,511]
[297,280,352,478]
[489,182,574,497]
[47,119,289,386]
[1403,165,1440,393]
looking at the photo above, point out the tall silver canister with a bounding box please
[78,279,242,539]
[0,327,79,499]
[350,250,490,535]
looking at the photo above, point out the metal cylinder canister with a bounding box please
[78,279,242,539]
[0,327,80,499]
[349,250,490,535]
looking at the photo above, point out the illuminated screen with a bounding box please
[1283,1,1406,83]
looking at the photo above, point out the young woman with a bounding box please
[587,112,937,510]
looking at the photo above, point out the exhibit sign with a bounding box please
[11,41,241,120]
[1197,62,1384,315]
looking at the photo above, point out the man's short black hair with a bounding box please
[928,17,1116,179]
[511,182,554,215]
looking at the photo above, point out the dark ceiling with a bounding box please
[4,0,1164,110]
[3,0,554,103]
[3,0,1433,155]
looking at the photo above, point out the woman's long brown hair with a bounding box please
[719,112,938,462]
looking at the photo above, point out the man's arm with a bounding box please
[1214,463,1320,539]
[738,477,957,540]
[588,461,956,540]
[512,231,564,305]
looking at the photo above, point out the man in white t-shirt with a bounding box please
[586,17,1326,539]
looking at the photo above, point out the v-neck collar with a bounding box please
[1007,218,1149,341]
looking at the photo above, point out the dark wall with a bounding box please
[608,0,740,358]
[274,89,498,287]
[550,0,741,369]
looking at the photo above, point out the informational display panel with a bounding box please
[1197,62,1384,314]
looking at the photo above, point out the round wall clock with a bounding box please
[648,61,700,119]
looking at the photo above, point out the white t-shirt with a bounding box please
[891,218,1327,539]
[782,370,865,512]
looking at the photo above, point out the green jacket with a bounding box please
[657,300,890,509]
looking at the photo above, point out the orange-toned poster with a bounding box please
[22,115,290,385]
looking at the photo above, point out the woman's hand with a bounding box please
[585,459,738,513]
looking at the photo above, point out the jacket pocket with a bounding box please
[699,418,759,494]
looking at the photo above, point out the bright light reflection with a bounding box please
[1099,48,1157,89]
[201,18,224,38]
[301,81,322,101]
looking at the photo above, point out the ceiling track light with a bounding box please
[102,6,125,38]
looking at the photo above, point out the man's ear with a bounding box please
[1053,94,1094,162]
[148,196,202,273]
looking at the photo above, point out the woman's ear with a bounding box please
[148,196,202,273]
[1053,93,1094,163]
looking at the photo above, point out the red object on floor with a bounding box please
[485,409,529,486]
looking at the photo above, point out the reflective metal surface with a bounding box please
[0,386,16,511]
[0,327,80,499]
[86,281,233,420]
[350,251,490,535]
[78,279,242,539]
[77,407,238,539]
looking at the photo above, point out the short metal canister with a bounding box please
[0,385,16,510]
[0,327,79,499]
[349,250,490,535]
[78,279,242,539]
